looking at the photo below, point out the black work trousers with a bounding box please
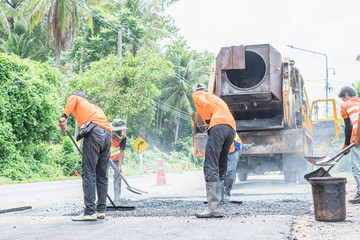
[204,124,235,182]
[82,125,111,215]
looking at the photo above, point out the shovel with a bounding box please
[304,143,355,182]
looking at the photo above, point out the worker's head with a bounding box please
[338,86,356,102]
[72,91,87,100]
[192,83,208,93]
[111,119,127,139]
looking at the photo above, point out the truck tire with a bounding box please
[284,171,297,183]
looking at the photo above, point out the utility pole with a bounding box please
[286,45,330,115]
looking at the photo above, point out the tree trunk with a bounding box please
[56,51,61,69]
[174,101,182,143]
[174,114,180,143]
[79,47,84,76]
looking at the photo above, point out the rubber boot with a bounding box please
[195,181,224,218]
[113,177,122,204]
[224,178,234,201]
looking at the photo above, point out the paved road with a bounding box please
[0,171,359,240]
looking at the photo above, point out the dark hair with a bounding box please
[72,91,87,100]
[338,86,356,98]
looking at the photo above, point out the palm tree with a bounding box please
[2,32,34,58]
[22,0,92,68]
[161,79,192,142]
[100,0,174,54]
[0,0,27,38]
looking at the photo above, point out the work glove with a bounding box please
[343,144,351,155]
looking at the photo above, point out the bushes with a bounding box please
[0,53,68,181]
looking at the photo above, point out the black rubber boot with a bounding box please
[195,181,224,218]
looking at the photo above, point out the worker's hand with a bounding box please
[58,117,67,131]
[117,164,122,174]
[355,136,360,147]
[342,144,351,155]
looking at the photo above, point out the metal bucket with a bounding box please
[309,177,347,222]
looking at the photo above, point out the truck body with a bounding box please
[192,44,339,183]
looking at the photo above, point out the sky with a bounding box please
[166,0,360,105]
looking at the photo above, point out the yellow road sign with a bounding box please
[132,136,149,153]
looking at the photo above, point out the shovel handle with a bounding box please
[330,143,355,160]
[108,159,131,188]
[65,130,83,155]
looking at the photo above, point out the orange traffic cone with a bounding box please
[72,171,80,177]
[155,155,166,186]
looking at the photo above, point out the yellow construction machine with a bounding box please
[191,44,339,183]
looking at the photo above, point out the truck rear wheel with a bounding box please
[284,171,297,183]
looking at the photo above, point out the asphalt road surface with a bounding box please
[1,170,360,240]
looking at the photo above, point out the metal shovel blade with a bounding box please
[304,167,332,182]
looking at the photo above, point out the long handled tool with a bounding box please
[304,143,355,182]
[65,130,139,210]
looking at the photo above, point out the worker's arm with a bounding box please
[193,93,212,126]
[117,137,127,173]
[58,95,78,131]
[344,118,352,145]
[343,118,352,154]
[63,95,78,119]
[117,150,124,173]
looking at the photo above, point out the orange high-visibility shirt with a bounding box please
[192,91,236,131]
[341,96,360,142]
[110,133,126,161]
[63,95,111,132]
[228,133,242,153]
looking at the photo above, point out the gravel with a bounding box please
[67,198,313,218]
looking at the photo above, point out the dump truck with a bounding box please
[191,44,339,183]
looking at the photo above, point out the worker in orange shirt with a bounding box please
[224,133,242,201]
[59,91,112,221]
[340,86,360,204]
[109,119,127,204]
[192,83,236,218]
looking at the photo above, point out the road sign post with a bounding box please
[132,137,149,171]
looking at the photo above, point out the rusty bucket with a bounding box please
[309,177,347,222]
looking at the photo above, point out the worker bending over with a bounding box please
[192,83,236,218]
[59,91,112,221]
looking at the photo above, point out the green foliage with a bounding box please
[0,53,71,181]
[68,50,174,119]
[0,0,213,183]
[66,8,144,73]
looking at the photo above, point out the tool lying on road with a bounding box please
[0,206,32,214]
[304,143,355,182]
[64,130,138,210]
